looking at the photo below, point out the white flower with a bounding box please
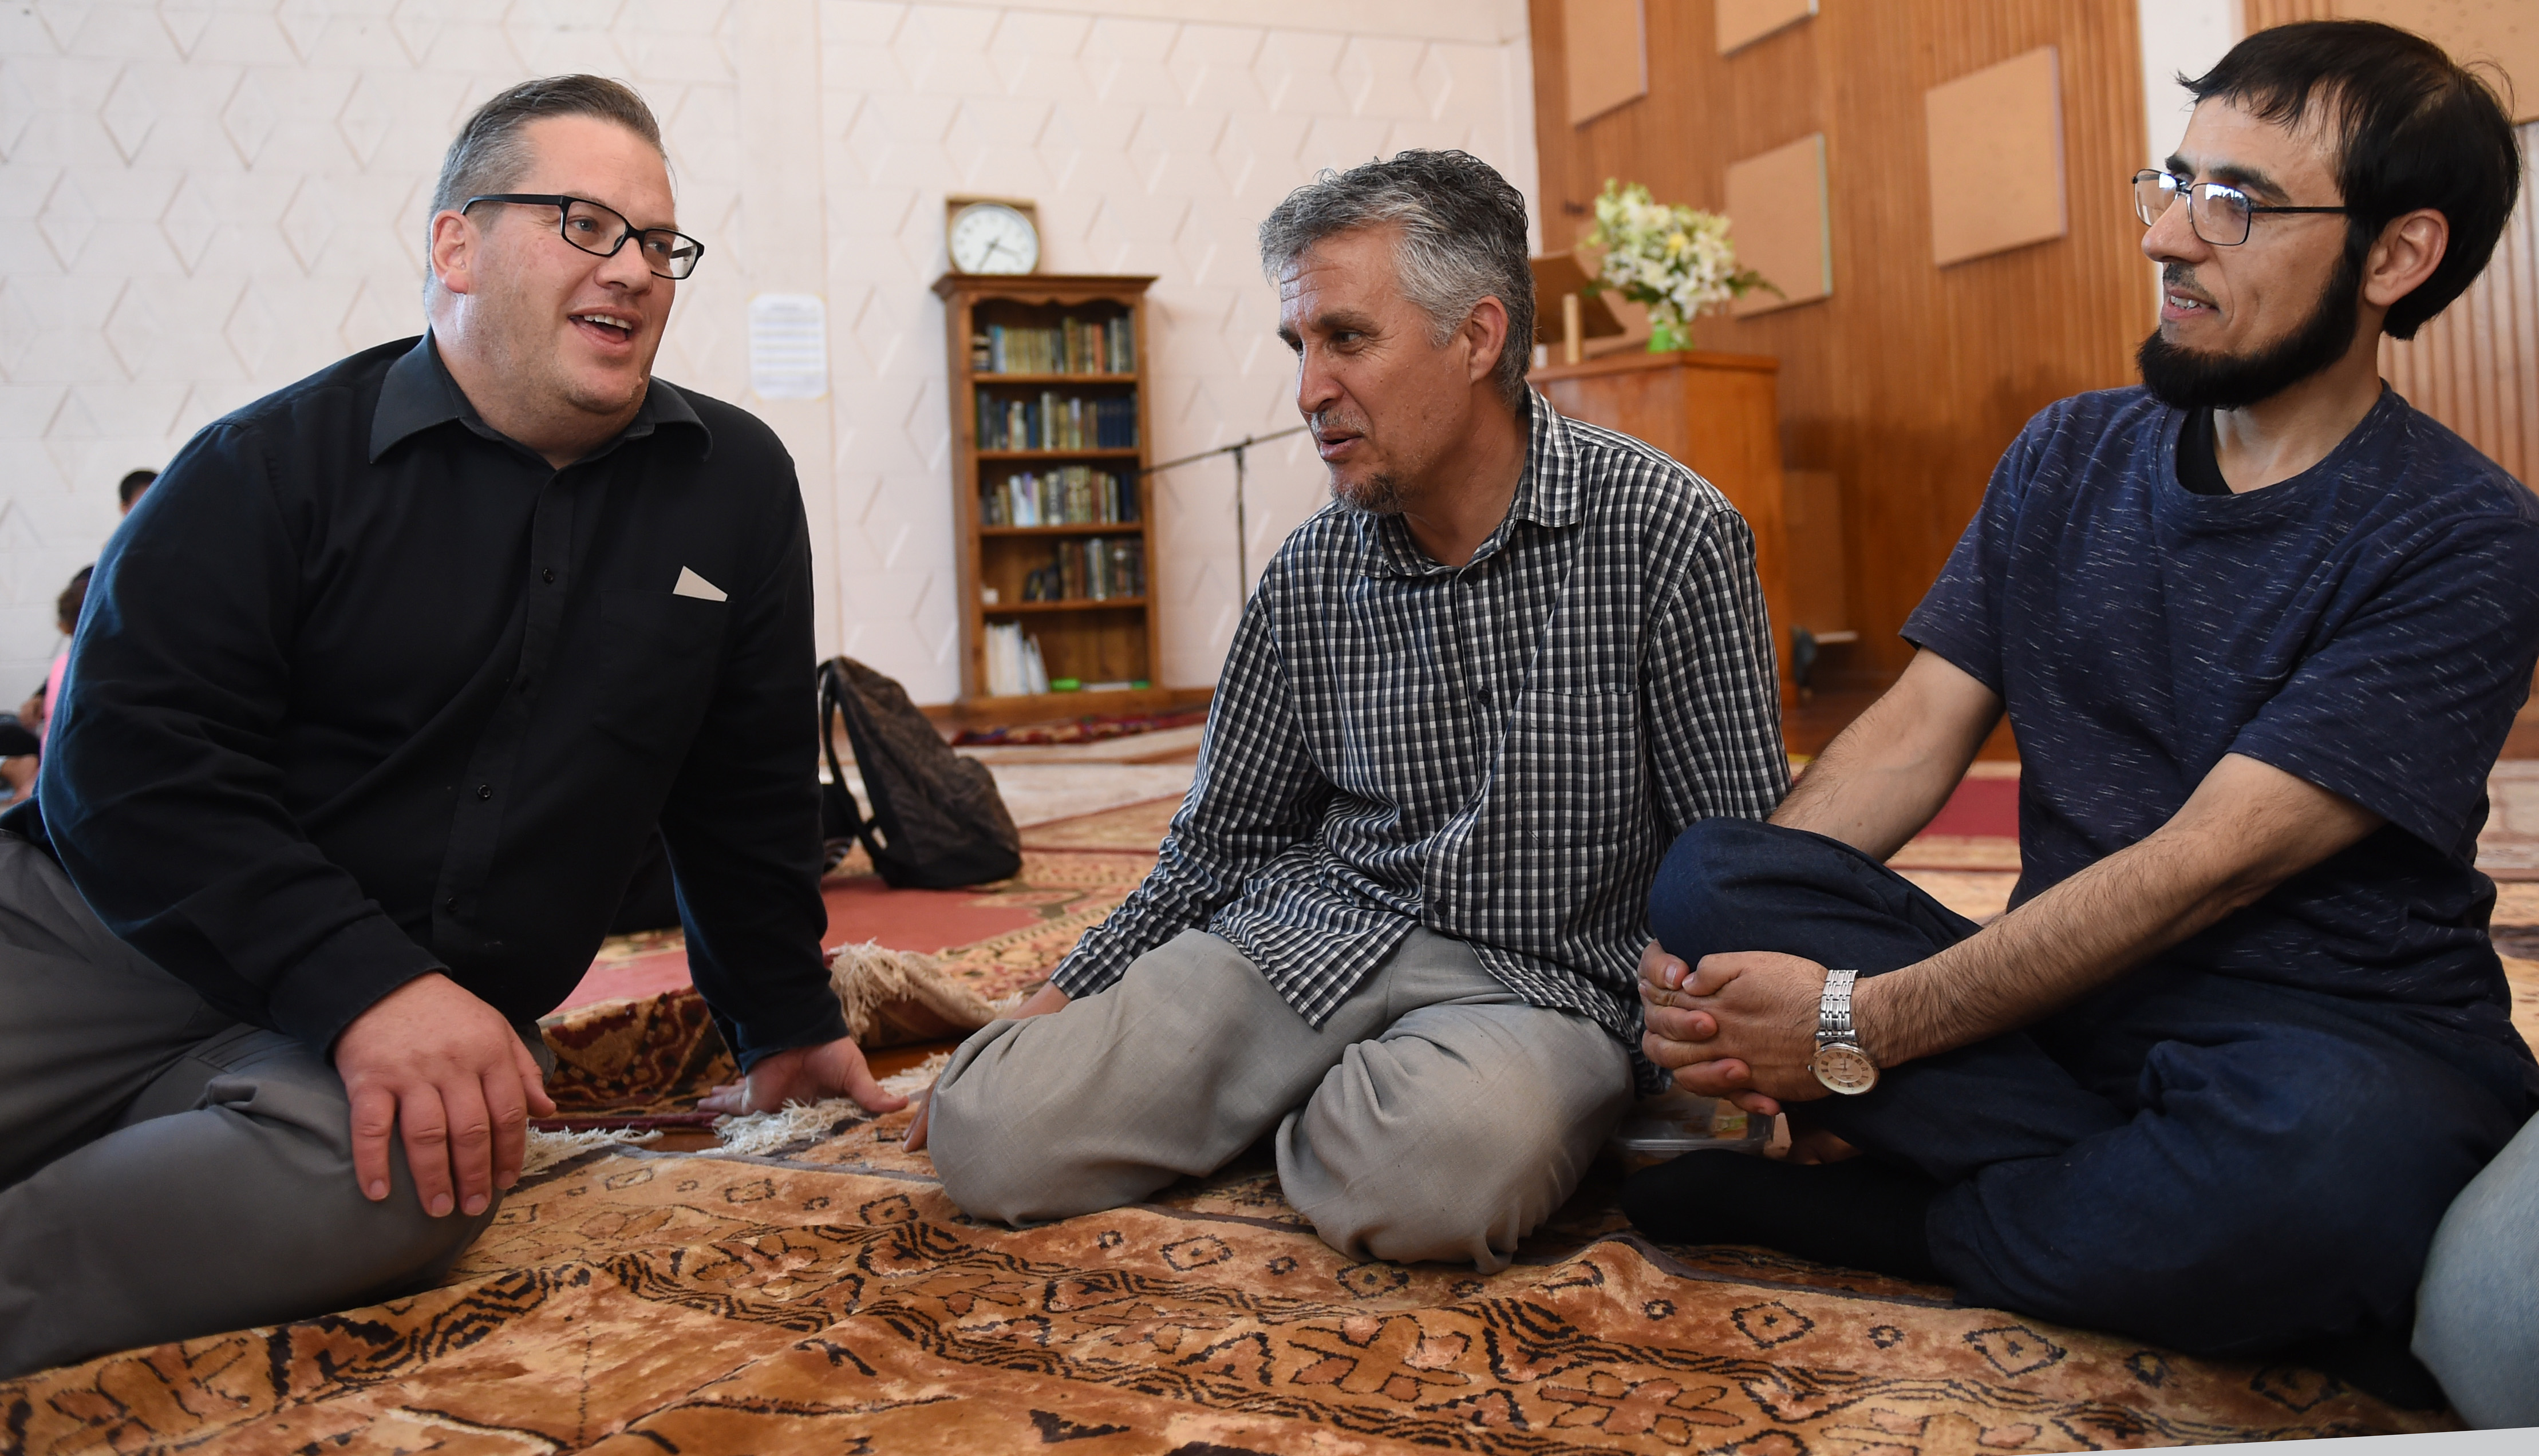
[1580,180,1767,329]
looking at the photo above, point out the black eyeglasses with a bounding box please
[2131,170,2349,247]
[463,193,706,279]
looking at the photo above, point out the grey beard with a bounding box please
[1332,471,1409,516]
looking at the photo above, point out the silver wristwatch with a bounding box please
[1809,968,1878,1094]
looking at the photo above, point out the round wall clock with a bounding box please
[948,201,1040,275]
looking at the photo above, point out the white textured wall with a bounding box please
[0,0,1536,705]
[2136,0,2240,170]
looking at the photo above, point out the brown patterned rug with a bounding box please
[0,1091,2458,1454]
[0,797,2478,1451]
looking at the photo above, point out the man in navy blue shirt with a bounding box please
[0,77,897,1378]
[1627,22,2534,1402]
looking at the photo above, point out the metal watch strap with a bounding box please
[1818,968,1860,1050]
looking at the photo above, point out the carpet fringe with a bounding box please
[828,939,1000,1048]
[710,1053,952,1158]
[522,1126,661,1175]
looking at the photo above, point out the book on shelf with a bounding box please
[969,318,1135,375]
[980,465,1139,527]
[974,391,1138,451]
[1020,537,1145,602]
[983,621,1051,697]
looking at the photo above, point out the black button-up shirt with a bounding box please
[22,334,848,1065]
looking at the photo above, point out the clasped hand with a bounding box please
[1637,941,1834,1117]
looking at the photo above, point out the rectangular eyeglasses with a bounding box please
[2130,170,2349,247]
[464,193,705,279]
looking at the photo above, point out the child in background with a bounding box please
[1,566,94,804]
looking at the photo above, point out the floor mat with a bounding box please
[0,794,2482,1450]
[2,1097,2455,1454]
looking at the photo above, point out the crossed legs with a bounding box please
[1632,817,2530,1365]
[926,927,1633,1271]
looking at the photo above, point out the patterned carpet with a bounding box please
[2,1075,2458,1453]
[0,794,2495,1450]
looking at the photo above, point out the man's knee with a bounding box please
[925,1018,1079,1224]
[2414,1113,2539,1427]
[1646,817,1857,962]
[933,931,1338,1226]
[1280,1014,1629,1269]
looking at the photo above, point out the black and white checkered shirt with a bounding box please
[1051,394,1789,1088]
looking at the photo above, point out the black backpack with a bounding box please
[819,656,1023,889]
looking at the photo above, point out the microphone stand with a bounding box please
[1137,424,1309,604]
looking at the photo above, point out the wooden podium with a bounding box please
[1530,349,1800,694]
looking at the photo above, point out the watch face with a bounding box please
[1811,1043,1878,1095]
[949,202,1040,275]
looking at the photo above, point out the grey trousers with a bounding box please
[928,927,1634,1272]
[2415,1110,2539,1428]
[0,834,499,1379]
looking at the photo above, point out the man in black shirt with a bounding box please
[0,76,895,1378]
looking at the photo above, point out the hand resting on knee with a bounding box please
[333,972,557,1219]
[905,980,1069,1152]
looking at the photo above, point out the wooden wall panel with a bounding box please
[1925,48,2070,267]
[1725,133,1833,315]
[1529,0,2153,675]
[1566,0,1650,125]
[2380,121,2539,485]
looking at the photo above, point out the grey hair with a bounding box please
[424,75,666,297]
[1258,150,1537,409]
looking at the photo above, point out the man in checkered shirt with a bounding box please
[918,151,1788,1269]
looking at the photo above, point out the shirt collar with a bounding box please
[368,333,708,464]
[1363,392,1579,577]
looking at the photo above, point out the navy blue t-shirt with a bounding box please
[1905,385,2539,1063]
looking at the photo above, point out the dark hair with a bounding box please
[427,76,665,287]
[56,565,90,638]
[117,469,155,509]
[2182,19,2521,339]
[1258,150,1537,409]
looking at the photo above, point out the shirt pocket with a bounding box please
[586,588,729,758]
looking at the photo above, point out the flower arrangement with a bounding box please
[1580,179,1775,351]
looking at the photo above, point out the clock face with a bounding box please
[949,202,1040,275]
[1810,1043,1878,1095]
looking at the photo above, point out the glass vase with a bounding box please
[1646,318,1687,354]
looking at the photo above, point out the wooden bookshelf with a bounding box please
[934,272,1171,719]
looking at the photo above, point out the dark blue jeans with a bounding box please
[1647,816,2533,1356]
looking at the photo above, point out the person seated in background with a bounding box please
[0,74,898,1379]
[117,468,156,516]
[912,149,1790,1270]
[1624,21,2533,1407]
[0,567,93,805]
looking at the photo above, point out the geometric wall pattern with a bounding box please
[0,0,1536,703]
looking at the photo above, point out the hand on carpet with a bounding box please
[1641,946,1832,1114]
[334,971,557,1218]
[697,1036,907,1117]
[905,980,1070,1153]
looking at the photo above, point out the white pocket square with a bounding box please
[672,566,728,602]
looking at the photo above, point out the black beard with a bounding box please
[2137,249,2363,410]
